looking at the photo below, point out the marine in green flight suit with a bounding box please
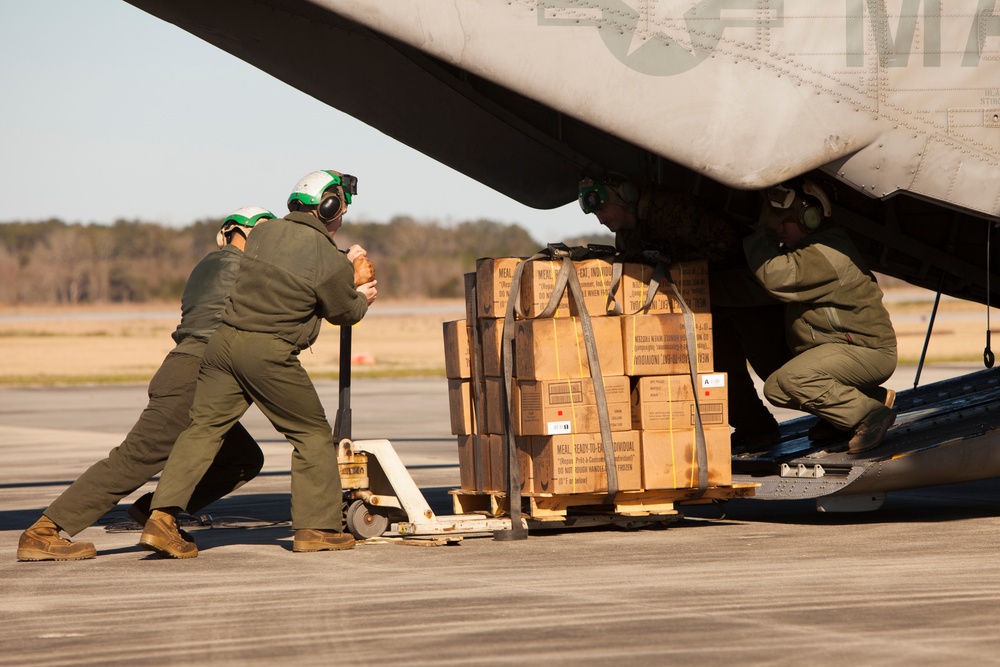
[141,170,378,558]
[16,207,274,561]
[578,170,792,451]
[744,179,897,454]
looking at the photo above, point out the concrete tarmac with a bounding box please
[2,366,999,666]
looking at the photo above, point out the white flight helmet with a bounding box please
[217,206,275,248]
[287,169,358,223]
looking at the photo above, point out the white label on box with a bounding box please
[700,373,726,388]
[546,421,572,435]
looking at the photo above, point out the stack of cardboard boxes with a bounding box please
[443,255,733,500]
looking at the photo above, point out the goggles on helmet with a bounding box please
[765,184,797,210]
[338,174,358,203]
[579,182,610,214]
[288,170,358,208]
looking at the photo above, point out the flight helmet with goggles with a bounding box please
[287,169,358,222]
[578,178,612,214]
[764,179,832,233]
[578,172,638,215]
[216,206,275,248]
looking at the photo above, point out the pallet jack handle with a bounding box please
[333,325,352,441]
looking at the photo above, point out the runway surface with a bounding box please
[2,367,999,666]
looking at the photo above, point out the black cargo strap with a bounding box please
[466,283,487,494]
[662,262,709,496]
[496,259,529,540]
[498,245,618,540]
[606,259,626,315]
[609,255,709,496]
[606,249,671,316]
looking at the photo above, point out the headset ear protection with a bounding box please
[317,188,344,222]
[766,180,832,233]
[798,198,824,231]
[797,180,833,232]
[617,181,639,205]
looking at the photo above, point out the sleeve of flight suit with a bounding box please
[315,246,369,326]
[743,228,842,304]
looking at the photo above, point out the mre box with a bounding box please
[530,430,642,495]
[621,313,713,376]
[514,376,631,435]
[631,373,729,430]
[515,316,624,380]
[615,259,710,315]
[641,426,732,490]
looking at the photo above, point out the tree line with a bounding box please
[0,216,611,305]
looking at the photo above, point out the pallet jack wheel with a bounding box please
[345,499,389,539]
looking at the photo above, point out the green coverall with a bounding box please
[43,245,264,536]
[151,212,369,530]
[617,186,792,438]
[743,225,898,429]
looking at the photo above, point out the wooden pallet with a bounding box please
[450,483,755,521]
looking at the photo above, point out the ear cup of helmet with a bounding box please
[619,181,639,204]
[797,179,832,232]
[799,203,824,231]
[318,190,343,222]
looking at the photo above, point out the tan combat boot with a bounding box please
[139,510,198,559]
[848,405,896,454]
[812,389,895,444]
[293,529,356,552]
[17,516,96,561]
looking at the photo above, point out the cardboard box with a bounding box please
[476,257,522,318]
[530,431,642,495]
[477,434,534,494]
[517,258,614,318]
[615,260,710,315]
[484,376,507,435]
[442,320,472,380]
[447,379,476,436]
[479,317,505,377]
[630,400,727,430]
[641,426,732,490]
[456,435,487,491]
[515,316,624,380]
[514,376,632,436]
[464,272,477,324]
[621,313,713,376]
[631,373,729,430]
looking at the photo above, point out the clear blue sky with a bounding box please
[0,1,594,243]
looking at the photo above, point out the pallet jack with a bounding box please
[333,325,528,541]
[331,325,714,540]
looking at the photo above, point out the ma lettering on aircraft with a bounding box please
[126,0,1000,511]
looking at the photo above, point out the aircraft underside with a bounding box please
[121,0,1000,500]
[123,0,1000,308]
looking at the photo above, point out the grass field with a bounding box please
[0,291,997,385]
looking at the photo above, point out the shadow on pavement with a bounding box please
[5,481,998,537]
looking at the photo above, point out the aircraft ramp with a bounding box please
[733,367,1000,510]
